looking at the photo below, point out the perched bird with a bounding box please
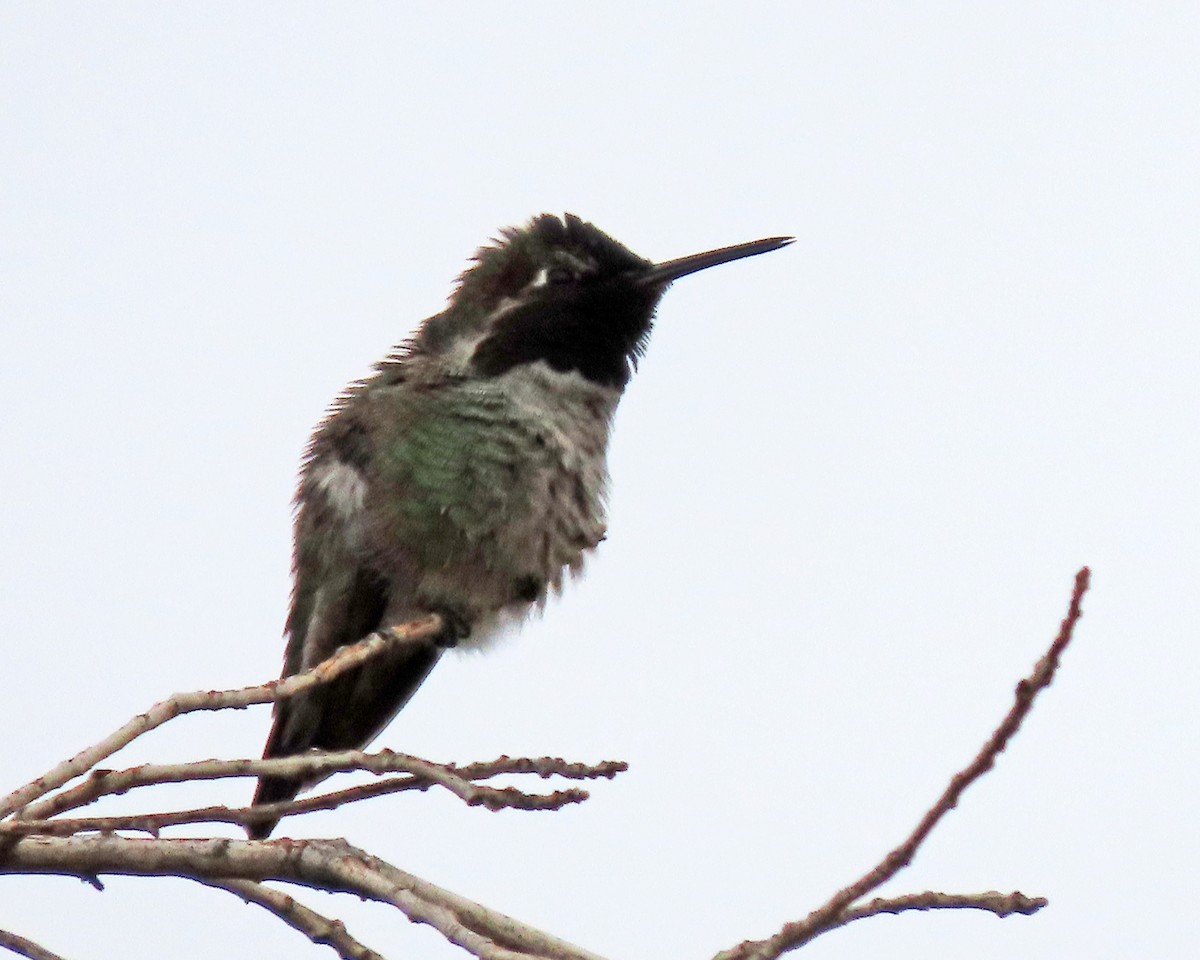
[250,213,791,837]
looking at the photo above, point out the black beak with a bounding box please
[637,235,793,287]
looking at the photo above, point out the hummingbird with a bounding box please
[249,214,791,837]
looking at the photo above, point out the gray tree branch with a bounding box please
[0,570,1090,960]
[714,567,1089,960]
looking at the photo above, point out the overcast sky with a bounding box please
[2,4,1197,959]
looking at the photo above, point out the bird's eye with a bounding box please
[547,266,574,286]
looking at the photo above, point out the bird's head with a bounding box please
[407,213,792,389]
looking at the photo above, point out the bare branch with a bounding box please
[715,567,1090,960]
[0,617,444,820]
[230,755,624,835]
[0,572,1087,959]
[0,835,609,960]
[2,782,591,839]
[447,756,628,782]
[17,751,624,826]
[841,889,1047,925]
[198,878,385,960]
[4,755,624,840]
[0,928,68,960]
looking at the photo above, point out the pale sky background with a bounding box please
[2,4,1197,959]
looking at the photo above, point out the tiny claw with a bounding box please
[427,607,471,647]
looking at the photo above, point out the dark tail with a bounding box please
[247,770,304,840]
[248,643,443,839]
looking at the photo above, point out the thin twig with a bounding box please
[841,890,1047,925]
[715,566,1090,960]
[2,782,592,838]
[198,878,386,960]
[0,617,443,820]
[0,928,68,960]
[5,756,622,838]
[0,572,1088,960]
[235,760,604,833]
[18,751,624,823]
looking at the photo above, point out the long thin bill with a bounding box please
[637,235,793,287]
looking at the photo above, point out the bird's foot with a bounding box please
[428,606,472,648]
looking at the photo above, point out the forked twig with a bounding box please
[1,836,609,960]
[9,753,624,838]
[715,567,1090,960]
[0,571,1090,959]
[0,617,444,820]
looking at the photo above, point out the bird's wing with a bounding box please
[250,397,442,836]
